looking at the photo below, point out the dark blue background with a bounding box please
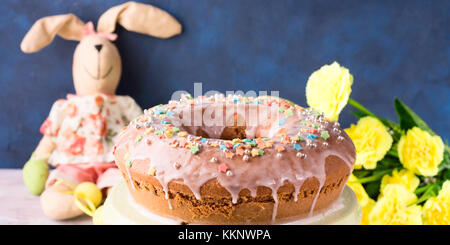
[1,0,449,168]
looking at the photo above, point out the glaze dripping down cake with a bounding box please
[114,94,356,224]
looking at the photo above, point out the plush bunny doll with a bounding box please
[21,1,182,220]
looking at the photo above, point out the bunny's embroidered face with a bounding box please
[20,1,182,96]
[73,35,122,95]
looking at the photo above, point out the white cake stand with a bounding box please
[102,181,361,225]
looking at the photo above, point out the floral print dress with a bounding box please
[40,93,142,166]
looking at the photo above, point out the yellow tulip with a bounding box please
[305,61,353,121]
[422,181,450,225]
[369,184,422,225]
[345,117,393,169]
[380,169,420,196]
[346,174,377,225]
[360,199,376,225]
[398,127,444,176]
[347,174,371,206]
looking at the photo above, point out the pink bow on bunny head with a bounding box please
[82,21,118,41]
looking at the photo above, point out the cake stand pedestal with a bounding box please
[102,181,362,225]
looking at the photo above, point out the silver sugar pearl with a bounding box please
[173,162,181,169]
[333,127,341,133]
[322,142,329,147]
[226,170,233,177]
[296,152,307,159]
[210,157,218,163]
[337,136,345,141]
[276,153,283,158]
[310,143,317,148]
[244,149,251,155]
[334,122,340,127]
[243,155,249,162]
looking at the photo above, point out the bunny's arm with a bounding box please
[23,135,53,195]
[22,100,65,195]
[23,127,58,195]
[33,135,55,161]
[32,99,67,161]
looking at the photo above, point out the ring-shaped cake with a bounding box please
[114,94,356,224]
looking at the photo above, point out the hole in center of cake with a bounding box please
[176,104,276,140]
[180,112,248,140]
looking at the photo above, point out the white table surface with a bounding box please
[0,169,92,225]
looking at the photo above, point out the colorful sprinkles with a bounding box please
[190,145,200,154]
[321,130,330,140]
[125,94,346,175]
[126,159,132,168]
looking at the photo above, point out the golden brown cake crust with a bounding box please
[117,152,350,224]
[114,95,356,224]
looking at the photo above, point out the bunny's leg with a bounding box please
[40,163,96,220]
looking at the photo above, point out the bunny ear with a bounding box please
[21,14,85,53]
[97,1,182,39]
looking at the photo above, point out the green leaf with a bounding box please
[414,185,430,195]
[378,157,402,169]
[394,98,435,135]
[439,145,450,172]
[442,168,450,179]
[364,181,381,200]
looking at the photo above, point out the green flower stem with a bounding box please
[356,169,393,184]
[411,183,439,206]
[386,149,399,158]
[348,98,376,117]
